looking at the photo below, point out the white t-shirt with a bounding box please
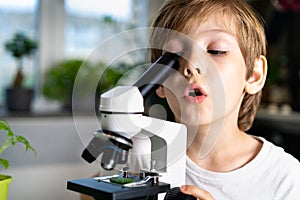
[186,137,300,200]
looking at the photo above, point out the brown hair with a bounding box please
[150,0,266,131]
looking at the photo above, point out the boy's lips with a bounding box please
[183,84,207,104]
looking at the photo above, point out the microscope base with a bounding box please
[67,177,170,200]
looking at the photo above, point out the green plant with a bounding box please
[0,120,36,170]
[42,59,102,104]
[43,59,83,103]
[98,62,143,93]
[42,59,123,101]
[4,31,38,88]
[42,59,140,111]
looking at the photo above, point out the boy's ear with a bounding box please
[156,85,166,98]
[245,55,268,94]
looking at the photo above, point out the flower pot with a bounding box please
[6,88,34,112]
[0,175,12,200]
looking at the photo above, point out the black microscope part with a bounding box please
[164,187,197,200]
[81,136,105,163]
[81,130,132,170]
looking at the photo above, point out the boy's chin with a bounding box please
[177,113,212,127]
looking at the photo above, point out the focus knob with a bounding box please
[164,187,197,200]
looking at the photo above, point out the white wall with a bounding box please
[2,116,103,200]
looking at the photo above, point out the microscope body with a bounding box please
[67,52,187,199]
[68,86,187,200]
[99,85,187,188]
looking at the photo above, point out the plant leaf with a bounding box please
[0,138,12,154]
[15,135,37,155]
[0,158,9,169]
[0,120,37,170]
[0,120,9,131]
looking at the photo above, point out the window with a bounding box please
[0,0,150,110]
[65,0,144,59]
[0,0,37,104]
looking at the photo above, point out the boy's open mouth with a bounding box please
[189,88,203,97]
[184,84,207,104]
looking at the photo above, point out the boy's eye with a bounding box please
[207,50,227,55]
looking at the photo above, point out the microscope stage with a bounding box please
[67,177,170,200]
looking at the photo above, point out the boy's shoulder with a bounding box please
[257,136,300,177]
[259,137,299,164]
[257,137,300,198]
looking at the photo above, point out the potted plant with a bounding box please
[0,120,36,200]
[4,31,38,112]
[42,59,95,111]
[42,59,134,112]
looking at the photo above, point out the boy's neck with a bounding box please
[186,118,262,172]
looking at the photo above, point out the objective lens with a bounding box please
[101,146,121,170]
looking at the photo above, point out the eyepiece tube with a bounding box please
[133,52,181,99]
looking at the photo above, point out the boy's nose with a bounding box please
[183,64,201,77]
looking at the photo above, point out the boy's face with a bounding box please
[158,16,247,126]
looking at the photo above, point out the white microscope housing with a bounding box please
[99,86,187,188]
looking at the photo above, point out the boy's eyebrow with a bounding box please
[202,28,235,37]
[196,28,237,44]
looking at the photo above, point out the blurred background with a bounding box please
[0,0,166,114]
[0,0,299,199]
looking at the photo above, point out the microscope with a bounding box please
[67,52,191,200]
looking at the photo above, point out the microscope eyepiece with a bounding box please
[134,52,181,98]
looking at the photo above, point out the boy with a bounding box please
[151,0,300,199]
